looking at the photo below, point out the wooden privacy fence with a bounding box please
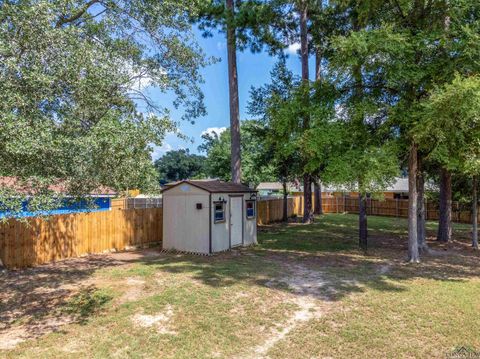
[320,196,476,223]
[257,196,478,225]
[257,197,302,225]
[2,196,474,269]
[0,208,162,269]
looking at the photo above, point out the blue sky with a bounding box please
[149,29,306,160]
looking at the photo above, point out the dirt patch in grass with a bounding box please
[0,249,164,350]
[250,263,329,358]
[132,304,176,335]
[0,316,75,350]
[116,277,147,304]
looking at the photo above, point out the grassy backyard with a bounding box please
[1,214,480,358]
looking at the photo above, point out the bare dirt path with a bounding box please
[243,262,335,359]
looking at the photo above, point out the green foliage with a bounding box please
[331,0,480,141]
[199,121,276,186]
[248,58,300,184]
[325,0,480,199]
[196,0,297,54]
[154,149,207,182]
[0,0,210,215]
[416,75,480,176]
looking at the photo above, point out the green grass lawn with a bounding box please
[2,214,480,358]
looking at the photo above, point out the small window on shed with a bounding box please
[214,202,225,223]
[246,200,256,219]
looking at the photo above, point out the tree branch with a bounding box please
[56,0,100,28]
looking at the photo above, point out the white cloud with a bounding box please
[201,126,227,137]
[216,41,226,51]
[285,42,301,55]
[130,76,153,91]
[151,142,173,160]
[124,62,166,92]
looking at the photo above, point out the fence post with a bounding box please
[336,197,339,213]
[396,199,399,217]
[343,196,346,213]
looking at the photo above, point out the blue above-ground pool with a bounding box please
[0,197,112,218]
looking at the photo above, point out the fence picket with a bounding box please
[0,208,163,269]
[1,196,475,269]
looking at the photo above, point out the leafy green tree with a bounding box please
[199,121,276,186]
[324,2,400,250]
[249,58,300,221]
[154,150,207,183]
[0,0,209,215]
[416,75,480,249]
[333,0,480,261]
[260,78,339,222]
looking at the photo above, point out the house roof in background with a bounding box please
[0,177,117,196]
[162,180,256,193]
[386,178,409,193]
[257,182,284,191]
[257,182,303,192]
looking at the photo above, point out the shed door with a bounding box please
[230,196,243,247]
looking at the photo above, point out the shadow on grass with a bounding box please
[1,213,479,335]
[128,213,480,303]
[62,286,113,324]
[0,254,129,333]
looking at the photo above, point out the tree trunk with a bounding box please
[417,159,428,253]
[359,192,368,251]
[303,174,314,223]
[437,167,452,242]
[314,0,322,81]
[226,0,241,184]
[300,2,309,82]
[313,180,323,215]
[299,1,313,222]
[472,176,478,249]
[408,143,420,263]
[313,45,323,217]
[282,180,288,223]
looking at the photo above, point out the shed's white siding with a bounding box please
[163,184,210,254]
[163,181,257,254]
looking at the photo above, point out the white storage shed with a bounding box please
[162,180,258,254]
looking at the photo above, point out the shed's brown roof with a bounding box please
[162,180,256,193]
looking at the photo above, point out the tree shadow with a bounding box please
[128,215,480,304]
[1,213,479,349]
[0,249,158,344]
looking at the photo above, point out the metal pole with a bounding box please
[425,198,428,220]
